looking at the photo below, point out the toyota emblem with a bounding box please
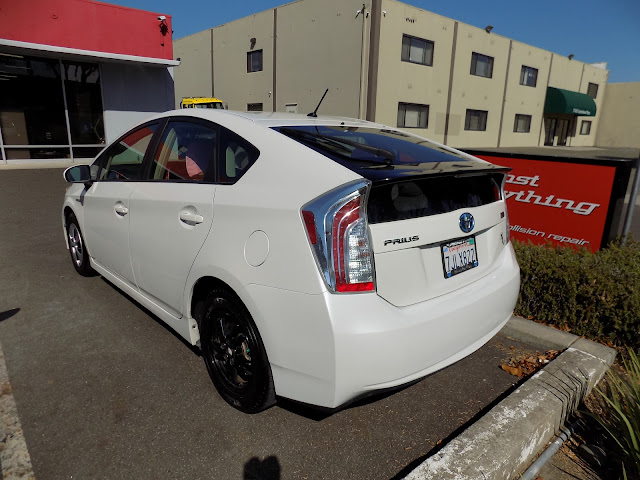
[459,212,475,233]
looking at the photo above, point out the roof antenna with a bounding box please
[307,88,329,117]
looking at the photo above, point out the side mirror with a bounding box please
[63,164,92,185]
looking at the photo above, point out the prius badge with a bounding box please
[459,212,475,233]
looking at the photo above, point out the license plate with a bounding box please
[441,236,478,278]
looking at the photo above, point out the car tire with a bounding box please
[197,288,275,413]
[66,213,95,277]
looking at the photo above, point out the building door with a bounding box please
[557,118,571,146]
[544,117,557,146]
[543,116,574,146]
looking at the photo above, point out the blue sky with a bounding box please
[110,0,639,83]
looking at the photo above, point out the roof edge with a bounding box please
[0,39,180,67]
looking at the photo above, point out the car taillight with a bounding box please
[500,175,510,244]
[301,180,375,293]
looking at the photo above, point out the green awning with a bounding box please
[544,87,596,116]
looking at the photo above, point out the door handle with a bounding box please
[114,204,129,216]
[179,211,204,225]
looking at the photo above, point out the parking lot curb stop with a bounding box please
[402,316,616,480]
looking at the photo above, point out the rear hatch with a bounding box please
[274,124,510,306]
[366,172,508,306]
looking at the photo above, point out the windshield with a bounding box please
[273,125,468,166]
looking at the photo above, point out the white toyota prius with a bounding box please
[62,109,520,413]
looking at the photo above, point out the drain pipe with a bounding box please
[519,420,581,480]
[621,155,640,244]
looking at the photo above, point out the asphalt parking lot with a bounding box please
[1,168,542,480]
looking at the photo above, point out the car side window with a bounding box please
[220,127,260,184]
[149,121,217,182]
[98,124,158,181]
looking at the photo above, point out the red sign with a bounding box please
[476,155,616,251]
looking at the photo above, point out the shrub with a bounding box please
[513,238,640,349]
[591,348,640,478]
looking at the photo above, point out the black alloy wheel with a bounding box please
[197,288,275,413]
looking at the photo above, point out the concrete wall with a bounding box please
[173,30,213,108]
[374,0,455,142]
[446,22,510,149]
[571,64,608,147]
[172,0,612,149]
[173,0,366,116]
[212,10,275,111]
[275,0,365,117]
[101,63,175,143]
[498,42,551,148]
[596,82,640,148]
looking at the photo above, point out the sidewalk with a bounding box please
[402,316,616,480]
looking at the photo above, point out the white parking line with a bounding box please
[0,340,35,480]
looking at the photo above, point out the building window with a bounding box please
[247,50,263,73]
[513,114,532,133]
[580,120,592,135]
[0,54,106,162]
[519,66,538,87]
[247,103,263,112]
[465,109,488,131]
[401,34,434,66]
[470,52,494,78]
[397,102,429,128]
[587,83,598,99]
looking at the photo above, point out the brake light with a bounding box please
[332,197,374,292]
[500,175,510,243]
[302,211,317,244]
[301,180,375,293]
[505,206,511,243]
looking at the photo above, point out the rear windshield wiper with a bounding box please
[278,127,395,166]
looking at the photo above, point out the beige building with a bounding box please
[173,0,608,149]
[596,82,640,149]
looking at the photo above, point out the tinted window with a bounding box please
[98,124,157,180]
[514,114,532,133]
[273,125,468,166]
[401,35,434,66]
[465,110,488,131]
[520,66,538,87]
[219,128,260,184]
[397,103,429,128]
[149,121,217,182]
[247,50,263,73]
[368,174,503,224]
[470,52,494,78]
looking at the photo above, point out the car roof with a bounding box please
[157,109,382,129]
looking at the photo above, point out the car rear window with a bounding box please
[367,174,504,224]
[272,125,470,166]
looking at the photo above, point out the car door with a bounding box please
[83,123,159,284]
[128,119,218,317]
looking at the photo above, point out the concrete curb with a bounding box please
[403,316,616,480]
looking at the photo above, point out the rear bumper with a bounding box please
[329,243,519,407]
[245,244,520,409]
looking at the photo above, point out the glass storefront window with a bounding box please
[5,147,70,160]
[63,61,105,145]
[0,53,106,162]
[0,55,68,146]
[72,146,105,159]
